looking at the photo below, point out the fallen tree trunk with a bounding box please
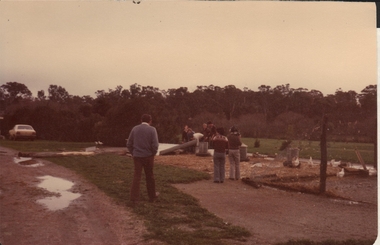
[18,151,95,158]
[159,140,197,155]
[343,167,369,176]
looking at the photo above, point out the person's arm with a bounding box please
[151,128,159,156]
[182,131,187,142]
[126,130,134,155]
[238,136,242,146]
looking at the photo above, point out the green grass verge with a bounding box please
[242,138,375,165]
[49,154,250,245]
[1,138,374,165]
[0,140,95,152]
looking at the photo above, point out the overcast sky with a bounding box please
[0,1,377,97]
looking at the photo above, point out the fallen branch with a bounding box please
[355,150,367,171]
[18,151,95,158]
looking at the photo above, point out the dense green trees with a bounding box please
[0,82,376,146]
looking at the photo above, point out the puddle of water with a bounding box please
[13,157,44,167]
[24,162,44,167]
[85,146,97,152]
[331,199,359,205]
[36,175,81,211]
[13,157,32,164]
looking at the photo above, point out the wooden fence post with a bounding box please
[319,115,328,194]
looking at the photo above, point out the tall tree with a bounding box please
[257,85,272,121]
[221,85,243,120]
[48,85,70,102]
[358,85,377,116]
[0,82,32,105]
[37,90,46,101]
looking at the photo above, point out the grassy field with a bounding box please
[1,138,375,166]
[242,138,376,166]
[0,139,376,245]
[0,140,95,152]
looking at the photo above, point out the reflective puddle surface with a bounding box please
[13,157,44,167]
[36,175,81,211]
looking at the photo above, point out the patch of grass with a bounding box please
[242,138,375,165]
[0,139,94,152]
[49,154,250,245]
[275,239,376,245]
[2,138,374,165]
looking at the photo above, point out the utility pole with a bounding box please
[319,115,328,193]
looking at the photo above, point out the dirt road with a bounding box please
[0,147,149,245]
[174,179,377,244]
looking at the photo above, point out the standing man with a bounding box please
[181,125,189,143]
[207,121,217,149]
[127,114,159,205]
[212,127,229,183]
[201,123,210,142]
[227,126,242,180]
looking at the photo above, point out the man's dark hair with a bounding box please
[141,114,152,123]
[216,127,225,135]
[230,126,238,133]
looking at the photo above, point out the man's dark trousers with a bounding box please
[130,156,156,202]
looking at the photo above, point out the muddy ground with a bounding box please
[157,154,378,244]
[0,146,153,245]
[0,146,378,244]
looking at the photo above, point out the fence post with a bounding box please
[319,115,328,194]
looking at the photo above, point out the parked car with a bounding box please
[9,124,37,141]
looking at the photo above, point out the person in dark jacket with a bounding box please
[227,126,242,180]
[127,114,159,206]
[212,127,229,183]
[186,127,195,153]
[207,121,217,148]
[201,123,210,142]
[181,125,189,143]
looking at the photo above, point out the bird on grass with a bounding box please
[329,159,335,166]
[330,159,338,167]
[292,157,300,168]
[330,159,341,167]
[308,156,313,167]
[369,168,377,176]
[337,168,345,178]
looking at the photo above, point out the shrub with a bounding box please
[279,140,292,151]
[254,138,260,148]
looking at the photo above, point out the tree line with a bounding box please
[0,82,376,146]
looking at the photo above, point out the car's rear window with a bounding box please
[18,125,33,130]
